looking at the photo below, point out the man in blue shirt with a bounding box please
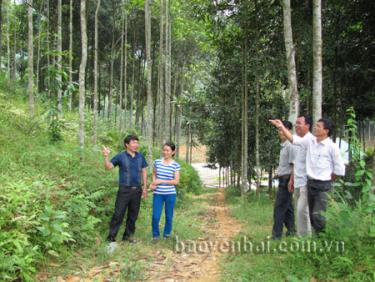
[102,135,148,243]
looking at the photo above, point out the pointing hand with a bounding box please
[102,146,111,158]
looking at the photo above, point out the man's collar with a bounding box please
[125,151,137,157]
[315,136,330,145]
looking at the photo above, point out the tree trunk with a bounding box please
[93,0,100,145]
[145,0,153,168]
[12,0,16,81]
[119,6,125,129]
[165,0,171,141]
[57,0,62,113]
[175,66,184,159]
[108,13,115,120]
[130,29,136,129]
[79,0,88,150]
[241,36,248,197]
[6,1,10,79]
[157,0,165,147]
[46,0,50,95]
[27,0,34,115]
[312,0,323,122]
[185,124,190,163]
[282,0,299,124]
[255,80,261,198]
[123,4,128,131]
[36,1,43,94]
[68,0,73,110]
[0,0,3,67]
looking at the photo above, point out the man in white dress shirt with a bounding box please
[270,117,345,234]
[288,115,313,237]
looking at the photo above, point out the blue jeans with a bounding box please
[152,193,176,238]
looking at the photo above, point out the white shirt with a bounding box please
[293,132,315,188]
[293,135,345,181]
[277,141,295,176]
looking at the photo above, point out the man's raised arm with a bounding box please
[269,119,294,142]
[102,146,114,170]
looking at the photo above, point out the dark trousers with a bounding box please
[108,186,142,240]
[272,177,295,239]
[307,179,331,234]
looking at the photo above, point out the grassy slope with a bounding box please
[0,90,207,281]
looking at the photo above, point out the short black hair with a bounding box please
[282,120,293,130]
[318,118,334,137]
[163,142,176,156]
[298,115,313,132]
[124,135,139,146]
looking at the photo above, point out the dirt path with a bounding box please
[145,188,242,282]
[44,164,242,282]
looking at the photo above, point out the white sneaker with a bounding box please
[107,242,117,254]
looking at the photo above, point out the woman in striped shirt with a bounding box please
[150,142,181,240]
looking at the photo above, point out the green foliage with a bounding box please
[48,108,64,142]
[0,89,205,281]
[177,160,203,198]
[288,108,375,281]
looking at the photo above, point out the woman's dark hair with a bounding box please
[163,142,176,156]
[318,118,334,137]
[124,135,139,146]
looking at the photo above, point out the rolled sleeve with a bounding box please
[292,134,309,148]
[288,145,296,165]
[332,145,345,176]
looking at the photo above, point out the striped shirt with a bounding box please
[153,159,181,195]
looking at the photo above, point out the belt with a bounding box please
[120,185,141,190]
[307,177,331,183]
[277,174,291,180]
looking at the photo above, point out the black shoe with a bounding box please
[286,230,296,237]
[123,237,137,244]
[107,236,116,242]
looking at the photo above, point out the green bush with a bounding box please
[177,160,203,197]
[0,89,205,281]
[287,108,375,281]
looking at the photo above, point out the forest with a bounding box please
[0,0,374,281]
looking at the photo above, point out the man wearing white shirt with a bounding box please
[270,118,345,234]
[288,115,313,237]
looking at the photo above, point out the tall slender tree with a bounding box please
[68,0,73,111]
[157,0,165,146]
[57,0,62,113]
[119,5,125,129]
[79,0,88,150]
[27,0,34,115]
[6,1,10,79]
[241,36,248,197]
[12,0,16,81]
[282,0,299,123]
[312,0,323,121]
[145,0,153,167]
[164,0,171,141]
[0,0,3,67]
[93,0,100,145]
[123,2,128,130]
